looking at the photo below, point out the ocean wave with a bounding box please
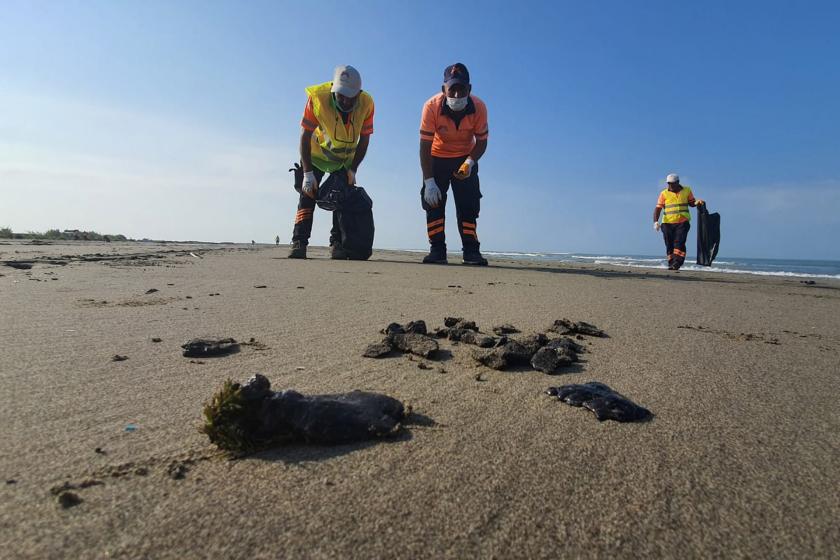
[679,265,840,279]
[395,248,838,279]
[593,260,664,268]
[483,251,546,257]
[576,255,664,263]
[593,260,840,279]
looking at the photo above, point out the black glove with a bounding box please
[289,163,303,193]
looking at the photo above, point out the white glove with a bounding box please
[423,178,442,207]
[654,222,661,232]
[346,168,356,186]
[302,171,318,198]
[454,157,475,179]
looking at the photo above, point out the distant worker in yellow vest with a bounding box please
[653,173,705,270]
[288,65,374,259]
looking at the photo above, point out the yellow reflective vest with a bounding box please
[659,186,694,224]
[304,82,373,173]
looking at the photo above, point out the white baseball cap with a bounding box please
[330,65,362,97]
[666,173,680,184]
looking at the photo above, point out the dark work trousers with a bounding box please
[662,221,691,270]
[420,155,482,251]
[291,167,341,246]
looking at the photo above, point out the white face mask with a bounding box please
[446,96,468,111]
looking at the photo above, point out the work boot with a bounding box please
[288,241,307,259]
[422,245,448,264]
[330,243,348,260]
[462,249,488,266]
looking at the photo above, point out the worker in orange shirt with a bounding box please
[288,65,374,259]
[653,173,705,270]
[419,63,489,265]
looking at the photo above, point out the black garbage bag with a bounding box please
[287,165,374,259]
[696,203,721,266]
[202,374,405,452]
[317,171,375,260]
[336,186,374,260]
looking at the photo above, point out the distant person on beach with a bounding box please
[288,65,374,259]
[653,173,705,270]
[419,63,489,266]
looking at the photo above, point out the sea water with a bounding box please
[479,252,840,279]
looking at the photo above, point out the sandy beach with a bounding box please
[1,240,838,559]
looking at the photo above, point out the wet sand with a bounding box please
[1,240,838,559]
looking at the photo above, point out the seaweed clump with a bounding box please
[201,379,265,454]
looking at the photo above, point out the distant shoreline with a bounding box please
[2,239,839,284]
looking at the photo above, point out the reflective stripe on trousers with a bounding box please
[661,221,690,269]
[290,167,340,245]
[421,156,482,250]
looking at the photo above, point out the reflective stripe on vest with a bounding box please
[305,82,373,172]
[660,186,693,223]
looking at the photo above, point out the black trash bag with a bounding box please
[335,186,374,260]
[696,203,721,266]
[318,172,374,260]
[202,374,406,453]
[288,164,375,260]
[314,171,348,211]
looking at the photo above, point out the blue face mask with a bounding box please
[446,96,468,112]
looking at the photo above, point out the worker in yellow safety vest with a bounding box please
[288,65,375,259]
[653,173,705,270]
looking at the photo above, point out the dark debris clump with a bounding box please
[547,319,606,338]
[546,382,652,422]
[182,338,239,358]
[365,317,605,377]
[201,374,406,454]
[365,321,440,359]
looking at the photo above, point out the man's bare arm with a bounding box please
[420,139,434,179]
[351,134,370,172]
[469,138,487,161]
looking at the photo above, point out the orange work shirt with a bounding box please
[420,94,488,158]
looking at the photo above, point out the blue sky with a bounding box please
[1,0,838,259]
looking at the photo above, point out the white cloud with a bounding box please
[713,181,840,226]
[0,89,301,240]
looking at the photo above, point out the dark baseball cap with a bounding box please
[443,63,470,87]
